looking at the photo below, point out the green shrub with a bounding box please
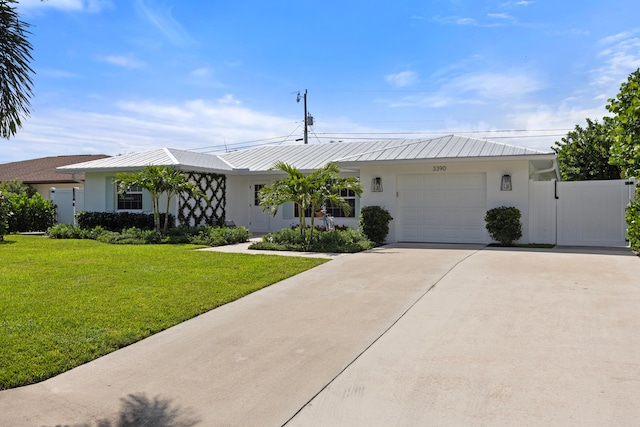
[46,224,86,239]
[0,180,36,198]
[76,211,175,232]
[252,227,375,253]
[359,205,393,245]
[46,224,112,241]
[6,192,55,232]
[0,192,9,241]
[190,226,250,247]
[626,189,640,252]
[485,206,523,246]
[45,223,249,246]
[95,227,163,245]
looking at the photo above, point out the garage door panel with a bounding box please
[398,173,487,243]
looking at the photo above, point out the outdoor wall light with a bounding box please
[372,177,383,192]
[501,174,512,191]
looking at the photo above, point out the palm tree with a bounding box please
[159,167,203,233]
[258,161,363,241]
[0,0,34,139]
[115,165,202,234]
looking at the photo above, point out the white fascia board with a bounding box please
[336,153,557,168]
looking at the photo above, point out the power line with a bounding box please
[191,135,292,153]
[189,127,569,154]
[315,128,570,136]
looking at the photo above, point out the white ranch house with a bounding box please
[57,135,635,247]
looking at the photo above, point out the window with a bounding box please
[117,184,143,210]
[325,189,357,218]
[293,190,357,218]
[254,184,265,206]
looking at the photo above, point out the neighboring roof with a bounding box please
[57,148,234,174]
[56,136,555,175]
[0,154,110,184]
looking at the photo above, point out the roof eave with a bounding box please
[336,153,557,167]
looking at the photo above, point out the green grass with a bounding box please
[0,235,328,390]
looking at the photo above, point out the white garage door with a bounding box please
[397,173,488,243]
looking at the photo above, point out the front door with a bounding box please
[249,182,270,232]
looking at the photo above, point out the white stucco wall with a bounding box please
[225,174,250,227]
[37,183,82,200]
[83,172,169,215]
[84,172,110,212]
[226,172,361,233]
[357,159,533,244]
[82,159,542,244]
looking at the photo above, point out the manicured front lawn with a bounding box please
[0,235,328,390]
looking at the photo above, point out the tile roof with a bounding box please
[0,154,110,183]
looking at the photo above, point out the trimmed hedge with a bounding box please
[76,211,175,232]
[250,227,375,253]
[46,224,249,246]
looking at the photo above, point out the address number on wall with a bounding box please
[432,166,447,172]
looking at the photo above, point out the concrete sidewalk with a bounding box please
[1,244,639,426]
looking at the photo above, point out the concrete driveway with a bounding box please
[1,244,639,426]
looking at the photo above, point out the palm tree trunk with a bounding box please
[154,197,161,233]
[163,195,171,234]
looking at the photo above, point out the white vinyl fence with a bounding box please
[530,179,636,247]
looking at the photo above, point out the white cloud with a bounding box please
[190,68,211,78]
[101,55,145,68]
[447,70,544,99]
[500,0,534,7]
[39,68,81,78]
[385,71,420,88]
[386,68,544,110]
[433,15,506,28]
[591,30,640,90]
[488,13,513,20]
[135,0,194,47]
[217,94,240,105]
[5,99,299,161]
[18,0,110,13]
[502,102,608,151]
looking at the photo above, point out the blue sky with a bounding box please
[3,0,640,162]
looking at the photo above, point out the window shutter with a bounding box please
[355,193,361,216]
[282,202,294,219]
[105,177,114,211]
[142,190,152,212]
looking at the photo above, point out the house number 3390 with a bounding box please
[433,166,447,172]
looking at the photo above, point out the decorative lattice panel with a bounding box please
[178,172,226,226]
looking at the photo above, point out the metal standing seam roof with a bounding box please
[56,136,554,174]
[332,135,552,164]
[56,148,234,173]
[220,138,510,171]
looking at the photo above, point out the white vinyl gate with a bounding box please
[530,179,636,247]
[50,187,84,225]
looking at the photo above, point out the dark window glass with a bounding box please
[117,185,143,210]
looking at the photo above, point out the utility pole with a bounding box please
[296,90,313,144]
